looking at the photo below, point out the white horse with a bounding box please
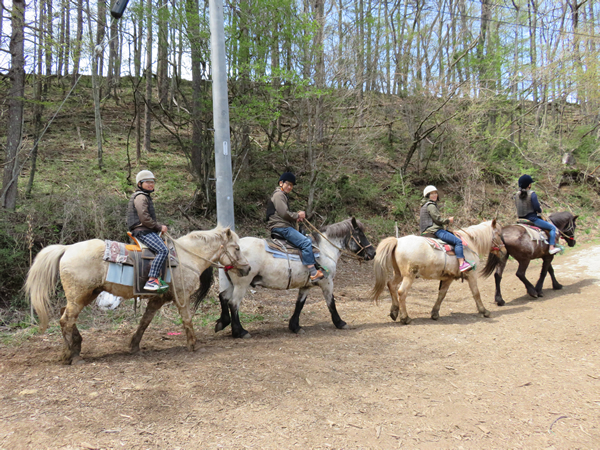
[371,220,504,323]
[209,218,376,338]
[25,226,250,364]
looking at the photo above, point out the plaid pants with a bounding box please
[136,232,169,278]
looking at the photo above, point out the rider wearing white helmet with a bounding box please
[420,185,472,272]
[126,170,170,291]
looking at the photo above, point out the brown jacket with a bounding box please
[267,188,299,231]
[127,191,162,234]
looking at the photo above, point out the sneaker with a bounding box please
[310,269,325,282]
[549,247,561,255]
[459,261,472,272]
[144,279,161,291]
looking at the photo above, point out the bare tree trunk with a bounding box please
[157,0,169,106]
[64,0,70,76]
[57,0,66,77]
[107,2,119,99]
[86,0,103,168]
[27,5,45,198]
[2,0,26,210]
[71,0,83,86]
[0,0,4,48]
[144,0,153,153]
[133,6,143,78]
[44,0,53,81]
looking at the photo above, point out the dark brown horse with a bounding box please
[482,212,577,305]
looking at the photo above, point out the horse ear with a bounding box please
[224,227,232,239]
[491,218,496,228]
[573,215,579,222]
[351,217,358,228]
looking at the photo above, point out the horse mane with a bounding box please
[549,211,572,229]
[455,221,495,256]
[181,226,228,245]
[317,218,365,242]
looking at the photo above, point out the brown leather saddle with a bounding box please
[105,233,178,295]
[265,231,319,257]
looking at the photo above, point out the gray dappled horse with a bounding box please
[482,211,578,305]
[198,218,376,338]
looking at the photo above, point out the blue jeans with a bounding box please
[136,232,169,278]
[530,217,557,246]
[271,227,316,266]
[435,229,465,259]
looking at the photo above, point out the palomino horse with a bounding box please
[207,218,376,338]
[25,227,250,364]
[371,220,503,323]
[482,212,577,305]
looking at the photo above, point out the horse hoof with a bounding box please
[336,321,348,330]
[72,356,85,365]
[483,310,491,318]
[400,317,412,325]
[431,313,439,321]
[390,311,399,321]
[536,291,544,298]
[215,322,224,333]
[129,346,140,354]
[528,291,538,298]
[496,299,505,307]
[553,284,563,290]
[295,328,305,334]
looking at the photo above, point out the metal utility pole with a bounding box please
[209,0,235,290]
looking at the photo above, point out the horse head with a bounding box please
[489,218,506,256]
[347,217,376,261]
[220,228,252,276]
[550,212,578,248]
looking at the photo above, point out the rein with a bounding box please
[302,219,368,262]
[164,232,242,271]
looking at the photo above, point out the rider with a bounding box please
[266,172,324,282]
[515,174,560,255]
[420,185,472,272]
[127,170,170,291]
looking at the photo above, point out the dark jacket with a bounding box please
[267,188,299,231]
[127,190,162,235]
[420,199,450,235]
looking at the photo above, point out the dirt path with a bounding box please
[1,245,599,449]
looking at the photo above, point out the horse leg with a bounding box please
[396,274,415,325]
[215,286,233,332]
[289,288,309,334]
[321,282,347,330]
[173,296,196,352]
[535,256,553,297]
[515,259,538,298]
[130,296,168,354]
[466,274,491,318]
[548,264,563,290]
[59,301,85,365]
[387,272,403,322]
[494,254,509,306]
[431,279,454,320]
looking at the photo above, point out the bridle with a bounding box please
[217,243,250,272]
[490,228,506,253]
[554,219,576,242]
[349,232,374,257]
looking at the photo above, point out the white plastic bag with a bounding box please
[96,291,122,310]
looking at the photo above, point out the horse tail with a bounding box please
[24,244,68,333]
[370,237,399,304]
[481,251,507,279]
[193,266,214,311]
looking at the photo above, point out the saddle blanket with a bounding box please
[264,240,320,261]
[516,223,549,243]
[423,237,467,254]
[103,240,129,264]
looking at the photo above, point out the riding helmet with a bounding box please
[136,170,156,185]
[423,185,438,197]
[518,174,534,189]
[279,172,296,185]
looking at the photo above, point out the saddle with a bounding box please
[265,231,320,258]
[423,237,456,255]
[516,220,549,242]
[103,233,178,295]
